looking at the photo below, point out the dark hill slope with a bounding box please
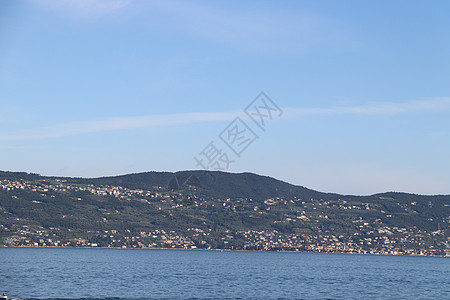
[81,170,341,202]
[0,170,448,254]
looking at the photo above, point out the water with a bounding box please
[0,248,449,299]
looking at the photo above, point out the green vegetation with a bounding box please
[0,170,449,255]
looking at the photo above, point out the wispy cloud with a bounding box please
[2,97,449,142]
[32,0,131,19]
[30,0,348,52]
[0,111,238,141]
[143,0,342,53]
[285,97,450,117]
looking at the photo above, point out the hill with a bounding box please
[0,170,449,256]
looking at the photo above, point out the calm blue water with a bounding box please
[0,248,449,299]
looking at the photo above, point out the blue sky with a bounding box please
[1,0,450,195]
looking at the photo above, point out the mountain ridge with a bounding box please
[2,169,446,198]
[0,169,449,255]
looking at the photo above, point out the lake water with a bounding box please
[0,248,449,299]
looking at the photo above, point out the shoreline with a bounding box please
[2,245,449,258]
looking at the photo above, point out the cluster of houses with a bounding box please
[1,178,448,256]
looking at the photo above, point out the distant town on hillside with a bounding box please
[0,170,449,256]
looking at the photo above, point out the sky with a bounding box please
[1,0,449,195]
